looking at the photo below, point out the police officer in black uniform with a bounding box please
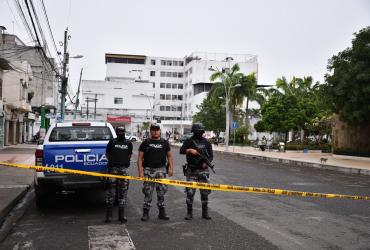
[105,126,133,223]
[138,123,174,221]
[180,123,213,220]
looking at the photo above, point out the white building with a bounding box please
[80,78,155,135]
[81,52,257,136]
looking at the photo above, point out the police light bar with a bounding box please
[72,123,91,127]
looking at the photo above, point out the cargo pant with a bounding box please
[185,169,211,205]
[142,167,168,209]
[106,167,130,208]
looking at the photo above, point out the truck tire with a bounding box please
[35,186,50,210]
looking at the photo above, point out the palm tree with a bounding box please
[209,63,258,130]
[273,76,317,142]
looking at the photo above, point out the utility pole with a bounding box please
[73,68,83,119]
[86,98,89,120]
[94,93,97,119]
[60,28,69,121]
[85,96,98,120]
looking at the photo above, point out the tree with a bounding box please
[209,63,258,131]
[193,95,226,135]
[324,26,370,126]
[257,76,327,142]
[142,122,150,133]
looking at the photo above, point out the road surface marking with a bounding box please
[88,224,135,250]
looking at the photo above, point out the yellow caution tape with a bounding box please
[1,162,369,201]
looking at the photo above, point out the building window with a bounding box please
[171,106,176,111]
[160,71,166,77]
[178,84,184,89]
[179,61,184,66]
[172,72,177,78]
[172,95,177,100]
[106,56,145,64]
[160,106,165,111]
[172,83,177,89]
[178,95,183,100]
[160,94,165,100]
[177,106,182,111]
[166,106,171,111]
[167,60,172,66]
[161,60,166,66]
[160,83,165,88]
[151,59,156,65]
[166,94,171,100]
[173,61,178,66]
[166,72,172,77]
[166,83,171,88]
[114,97,123,104]
[178,72,183,78]
[150,71,156,77]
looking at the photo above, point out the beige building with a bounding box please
[2,60,33,145]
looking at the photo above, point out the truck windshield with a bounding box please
[49,126,113,142]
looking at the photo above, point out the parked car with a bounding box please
[34,121,115,209]
[125,132,139,142]
[179,133,193,142]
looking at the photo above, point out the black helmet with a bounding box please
[150,123,161,130]
[116,126,125,134]
[191,123,205,132]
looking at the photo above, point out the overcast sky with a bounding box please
[1,0,370,93]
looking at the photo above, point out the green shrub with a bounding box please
[333,148,370,158]
[285,143,331,152]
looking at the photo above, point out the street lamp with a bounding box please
[140,93,154,122]
[209,62,240,151]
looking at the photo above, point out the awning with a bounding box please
[0,58,13,70]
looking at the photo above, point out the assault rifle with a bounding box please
[191,139,215,173]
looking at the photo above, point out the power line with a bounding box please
[24,0,59,76]
[40,0,62,65]
[14,0,36,43]
[5,0,23,34]
[29,0,49,54]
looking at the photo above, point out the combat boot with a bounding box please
[105,207,113,223]
[202,204,211,220]
[184,204,193,220]
[158,207,170,220]
[141,208,150,221]
[118,207,127,223]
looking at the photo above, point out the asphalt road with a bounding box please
[1,143,370,250]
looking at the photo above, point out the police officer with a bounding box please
[105,126,133,223]
[138,123,174,221]
[180,123,213,220]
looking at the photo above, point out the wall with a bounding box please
[332,114,370,154]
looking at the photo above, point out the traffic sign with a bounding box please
[232,121,238,129]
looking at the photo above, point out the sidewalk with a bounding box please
[173,143,370,176]
[0,144,36,233]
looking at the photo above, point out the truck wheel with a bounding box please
[131,138,136,142]
[35,186,49,210]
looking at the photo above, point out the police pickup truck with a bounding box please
[34,121,115,209]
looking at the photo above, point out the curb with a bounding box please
[0,186,29,227]
[171,145,370,176]
[0,186,34,243]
